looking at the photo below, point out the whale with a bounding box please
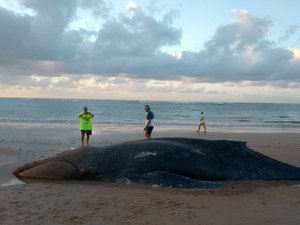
[13,138,300,189]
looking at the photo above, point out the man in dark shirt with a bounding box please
[144,105,154,139]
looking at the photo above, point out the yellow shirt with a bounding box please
[79,112,94,130]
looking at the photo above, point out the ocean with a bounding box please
[0,98,300,132]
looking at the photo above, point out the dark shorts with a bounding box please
[145,126,154,135]
[81,130,92,135]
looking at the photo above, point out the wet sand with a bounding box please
[0,124,300,225]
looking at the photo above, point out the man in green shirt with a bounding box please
[78,106,94,147]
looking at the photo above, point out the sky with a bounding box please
[0,0,299,103]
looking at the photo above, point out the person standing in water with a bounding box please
[144,105,154,139]
[197,112,206,133]
[78,106,94,147]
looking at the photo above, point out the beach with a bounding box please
[1,124,300,225]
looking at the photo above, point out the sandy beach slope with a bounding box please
[0,124,300,225]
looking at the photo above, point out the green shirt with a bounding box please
[79,112,94,130]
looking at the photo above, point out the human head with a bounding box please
[144,105,150,112]
[201,112,203,114]
[83,106,88,113]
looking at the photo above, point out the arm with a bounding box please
[78,113,84,118]
[144,120,151,130]
[144,112,153,130]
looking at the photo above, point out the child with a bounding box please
[197,112,206,133]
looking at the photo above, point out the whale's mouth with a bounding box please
[13,161,80,182]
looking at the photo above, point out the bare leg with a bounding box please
[87,135,89,146]
[81,133,85,147]
[197,125,200,132]
[144,132,151,139]
[203,124,207,133]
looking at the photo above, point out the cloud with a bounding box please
[179,9,300,82]
[126,1,138,11]
[0,0,183,79]
[279,24,299,43]
[0,1,299,93]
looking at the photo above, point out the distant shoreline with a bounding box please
[1,122,300,134]
[1,96,300,105]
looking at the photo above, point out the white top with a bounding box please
[145,119,154,127]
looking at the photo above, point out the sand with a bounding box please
[0,123,300,225]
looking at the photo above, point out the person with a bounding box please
[78,106,94,147]
[197,112,206,133]
[144,105,154,139]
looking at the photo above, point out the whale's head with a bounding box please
[13,149,82,183]
[13,147,103,183]
[13,160,80,182]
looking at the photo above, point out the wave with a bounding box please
[1,98,300,131]
[265,121,300,124]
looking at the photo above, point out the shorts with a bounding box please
[81,130,92,135]
[145,126,154,135]
[199,121,205,126]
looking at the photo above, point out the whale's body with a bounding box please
[13,138,300,188]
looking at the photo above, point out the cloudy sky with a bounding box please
[0,0,299,103]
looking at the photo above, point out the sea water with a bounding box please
[0,98,299,132]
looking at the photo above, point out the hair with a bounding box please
[84,106,88,109]
[144,105,150,110]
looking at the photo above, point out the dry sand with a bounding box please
[0,124,300,225]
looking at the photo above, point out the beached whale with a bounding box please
[13,138,300,188]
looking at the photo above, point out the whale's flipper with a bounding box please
[118,171,224,189]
